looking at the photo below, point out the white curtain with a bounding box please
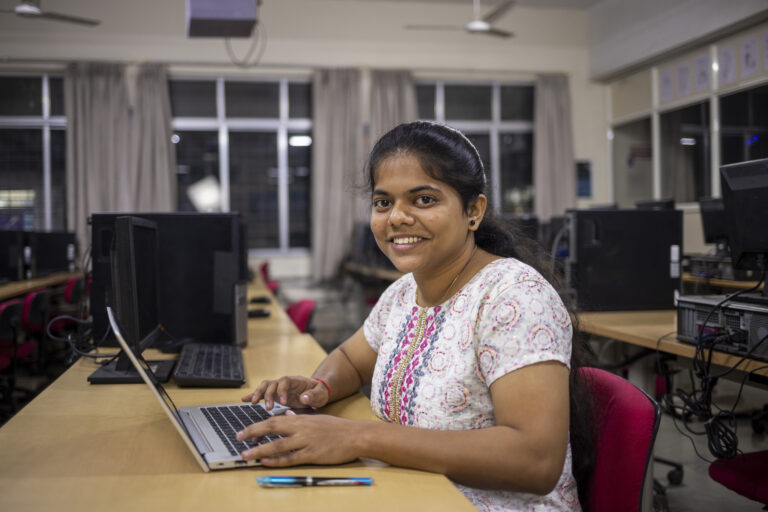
[65,62,176,252]
[65,63,132,251]
[533,73,576,222]
[311,69,363,281]
[131,64,177,211]
[368,70,417,151]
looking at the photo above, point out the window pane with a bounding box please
[501,85,534,121]
[0,129,43,230]
[499,132,534,214]
[660,102,710,203]
[613,118,652,208]
[445,85,491,120]
[289,83,312,119]
[0,77,42,116]
[229,131,279,248]
[50,77,65,116]
[416,85,435,119]
[719,84,768,165]
[225,82,279,118]
[288,131,311,247]
[174,131,220,212]
[169,80,217,117]
[51,129,67,230]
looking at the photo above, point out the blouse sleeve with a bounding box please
[363,278,405,352]
[474,277,572,387]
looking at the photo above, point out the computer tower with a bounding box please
[567,209,683,311]
[25,231,77,278]
[0,230,25,283]
[90,213,248,347]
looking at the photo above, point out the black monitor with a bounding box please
[90,212,248,349]
[698,197,730,247]
[0,230,25,284]
[87,217,175,384]
[720,158,768,299]
[636,198,675,210]
[26,231,77,278]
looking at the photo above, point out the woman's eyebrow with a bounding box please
[408,185,442,194]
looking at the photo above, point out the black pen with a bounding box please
[257,476,373,487]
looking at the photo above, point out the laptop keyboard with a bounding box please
[173,343,246,387]
[201,404,283,456]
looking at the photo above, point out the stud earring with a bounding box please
[469,220,476,226]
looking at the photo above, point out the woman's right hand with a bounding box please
[241,376,330,410]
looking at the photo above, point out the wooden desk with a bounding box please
[342,261,402,282]
[578,310,768,377]
[0,271,80,301]
[0,293,474,511]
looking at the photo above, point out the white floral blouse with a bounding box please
[363,258,581,512]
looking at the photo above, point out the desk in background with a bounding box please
[0,279,475,512]
[0,271,81,302]
[578,309,768,378]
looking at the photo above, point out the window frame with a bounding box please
[170,76,312,255]
[415,80,535,214]
[0,72,66,231]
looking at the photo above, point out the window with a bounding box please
[612,118,652,208]
[416,82,535,214]
[0,75,67,231]
[170,78,312,252]
[660,101,710,203]
[720,84,768,165]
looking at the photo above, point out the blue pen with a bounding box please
[257,476,373,488]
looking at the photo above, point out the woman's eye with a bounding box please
[373,199,390,209]
[415,196,435,206]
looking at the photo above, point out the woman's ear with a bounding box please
[467,194,488,231]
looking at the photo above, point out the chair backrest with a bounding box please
[581,367,661,512]
[0,299,24,340]
[21,289,50,332]
[64,277,85,304]
[286,299,316,333]
[259,262,270,282]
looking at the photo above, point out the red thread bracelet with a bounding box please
[312,377,331,397]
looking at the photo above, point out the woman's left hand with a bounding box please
[236,412,365,466]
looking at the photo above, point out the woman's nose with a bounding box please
[389,204,414,226]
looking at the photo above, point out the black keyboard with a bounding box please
[201,404,282,456]
[173,343,246,387]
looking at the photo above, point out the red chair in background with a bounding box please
[581,367,661,512]
[709,450,768,507]
[286,299,316,333]
[259,262,280,295]
[20,289,50,370]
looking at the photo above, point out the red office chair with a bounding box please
[20,289,50,371]
[709,450,768,507]
[48,277,86,332]
[581,367,661,512]
[286,299,316,333]
[259,262,280,295]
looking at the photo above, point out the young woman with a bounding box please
[238,121,593,512]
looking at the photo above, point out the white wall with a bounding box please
[588,0,768,79]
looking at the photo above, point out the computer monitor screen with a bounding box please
[698,197,729,245]
[88,216,175,384]
[720,158,768,272]
[110,216,161,352]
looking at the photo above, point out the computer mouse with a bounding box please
[249,296,272,304]
[248,308,271,318]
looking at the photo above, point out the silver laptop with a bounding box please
[107,306,287,471]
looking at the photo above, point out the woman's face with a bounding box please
[369,152,481,276]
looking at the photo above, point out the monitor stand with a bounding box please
[87,352,175,384]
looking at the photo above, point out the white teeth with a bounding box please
[393,236,422,244]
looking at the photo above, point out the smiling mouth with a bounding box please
[391,236,424,245]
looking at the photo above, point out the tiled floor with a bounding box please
[280,277,768,511]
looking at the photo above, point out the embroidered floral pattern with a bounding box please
[363,258,578,512]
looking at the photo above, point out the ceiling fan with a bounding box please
[0,0,100,26]
[405,0,515,39]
